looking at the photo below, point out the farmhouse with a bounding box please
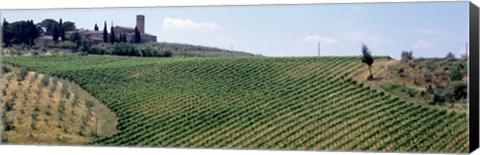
[34,15,157,46]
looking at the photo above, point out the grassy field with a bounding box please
[1,54,468,153]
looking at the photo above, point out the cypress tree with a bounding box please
[53,24,59,42]
[110,26,115,44]
[28,20,39,46]
[59,19,65,41]
[103,21,108,43]
[134,26,141,43]
[94,23,99,31]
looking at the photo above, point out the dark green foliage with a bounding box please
[89,43,172,57]
[85,99,95,109]
[31,112,39,120]
[70,32,82,47]
[2,65,12,73]
[3,19,12,47]
[2,19,42,46]
[4,118,15,131]
[62,21,76,32]
[432,93,445,104]
[59,19,65,41]
[53,24,59,42]
[41,74,50,87]
[444,81,467,103]
[47,41,77,49]
[445,52,456,61]
[5,98,15,111]
[88,42,253,57]
[397,68,406,77]
[134,26,141,43]
[380,83,417,98]
[78,37,91,52]
[401,51,414,62]
[449,66,463,81]
[103,21,108,43]
[17,67,29,81]
[110,26,116,44]
[38,19,58,35]
[94,23,99,31]
[361,44,374,80]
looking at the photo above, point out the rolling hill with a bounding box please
[1,54,468,153]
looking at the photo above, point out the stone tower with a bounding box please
[136,15,145,34]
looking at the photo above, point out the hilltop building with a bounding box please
[34,15,157,47]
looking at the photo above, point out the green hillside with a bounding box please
[2,54,468,153]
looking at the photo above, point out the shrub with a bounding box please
[449,66,463,81]
[47,41,77,49]
[58,99,66,114]
[17,67,29,81]
[40,47,48,53]
[397,68,406,77]
[431,93,445,104]
[41,74,50,87]
[4,118,15,131]
[405,87,417,97]
[31,112,39,120]
[60,82,69,98]
[407,60,416,68]
[49,78,58,97]
[2,65,12,73]
[85,99,95,109]
[423,69,433,82]
[434,68,445,77]
[30,121,37,130]
[410,74,419,85]
[445,52,456,61]
[5,98,15,111]
[445,81,467,102]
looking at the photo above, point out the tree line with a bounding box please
[97,21,141,44]
[2,18,76,47]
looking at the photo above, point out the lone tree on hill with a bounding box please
[361,44,375,80]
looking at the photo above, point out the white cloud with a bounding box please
[162,18,221,32]
[300,35,338,44]
[412,40,435,50]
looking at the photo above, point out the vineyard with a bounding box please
[1,54,469,153]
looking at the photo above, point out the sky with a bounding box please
[0,2,470,58]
